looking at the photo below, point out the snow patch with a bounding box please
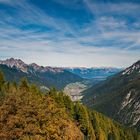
[122,63,140,75]
[132,116,140,126]
[120,91,132,109]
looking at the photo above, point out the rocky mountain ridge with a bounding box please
[0,58,83,89]
[82,60,140,131]
[0,58,64,74]
[122,60,140,75]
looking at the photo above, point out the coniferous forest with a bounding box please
[0,71,139,140]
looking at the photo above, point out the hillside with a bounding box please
[82,60,140,131]
[0,74,83,139]
[0,58,83,89]
[0,71,139,140]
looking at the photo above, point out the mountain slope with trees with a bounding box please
[0,71,139,140]
[82,60,140,131]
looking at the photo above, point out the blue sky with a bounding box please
[0,0,140,67]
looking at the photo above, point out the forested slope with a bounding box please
[82,60,140,131]
[0,71,139,140]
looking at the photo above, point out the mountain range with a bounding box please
[0,58,120,90]
[82,60,140,131]
[65,67,122,79]
[0,58,83,89]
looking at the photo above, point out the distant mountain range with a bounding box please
[65,67,122,79]
[0,58,65,74]
[82,60,140,131]
[0,58,121,90]
[0,58,83,89]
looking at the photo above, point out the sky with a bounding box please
[0,0,140,67]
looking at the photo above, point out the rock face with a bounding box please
[82,60,140,131]
[0,58,28,73]
[64,82,87,101]
[118,89,140,127]
[122,60,140,75]
[0,58,64,74]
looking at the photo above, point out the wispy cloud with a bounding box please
[0,0,140,67]
[84,0,140,16]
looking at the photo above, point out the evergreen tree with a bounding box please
[63,94,75,117]
[30,84,39,94]
[12,81,17,89]
[0,71,5,91]
[49,87,57,97]
[74,102,89,136]
[19,77,29,91]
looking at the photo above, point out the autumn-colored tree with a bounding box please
[98,128,106,140]
[0,71,139,140]
[0,76,83,140]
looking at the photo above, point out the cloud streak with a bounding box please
[0,0,140,67]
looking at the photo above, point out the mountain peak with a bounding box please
[29,63,40,67]
[0,58,28,73]
[8,57,15,61]
[122,60,140,75]
[1,58,26,65]
[0,58,65,74]
[29,63,41,70]
[6,57,24,62]
[134,60,140,65]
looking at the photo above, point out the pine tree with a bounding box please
[19,77,29,91]
[0,71,5,91]
[74,102,89,136]
[30,84,39,94]
[49,87,57,97]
